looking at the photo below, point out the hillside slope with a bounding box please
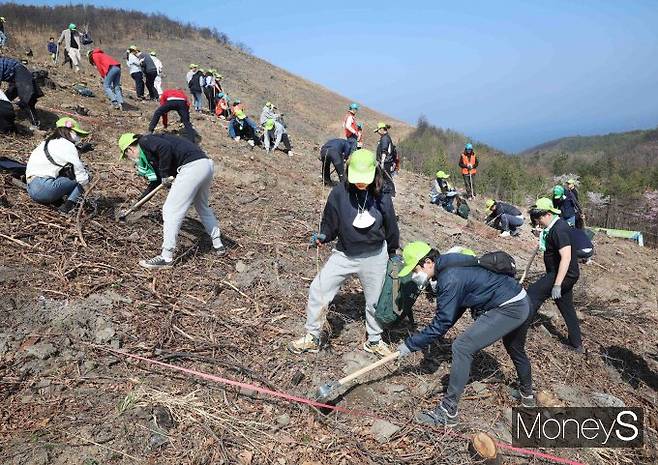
[1,7,658,465]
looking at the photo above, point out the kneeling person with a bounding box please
[118,132,226,269]
[397,242,533,426]
[485,199,524,236]
[26,118,90,215]
[262,118,293,156]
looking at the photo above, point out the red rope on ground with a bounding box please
[104,348,588,465]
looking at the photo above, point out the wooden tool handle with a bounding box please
[337,351,400,387]
[123,182,165,216]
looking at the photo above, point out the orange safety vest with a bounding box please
[460,152,477,175]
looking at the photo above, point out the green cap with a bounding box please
[128,44,138,51]
[68,23,76,30]
[399,241,432,277]
[189,63,197,69]
[56,117,89,135]
[118,133,138,158]
[532,197,561,215]
[0,17,6,22]
[149,50,157,56]
[235,110,246,120]
[263,118,275,130]
[374,122,390,132]
[347,149,377,184]
[553,185,565,199]
[485,198,495,210]
[435,170,450,179]
[566,179,576,185]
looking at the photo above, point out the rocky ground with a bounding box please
[1,47,658,465]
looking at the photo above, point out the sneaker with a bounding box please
[247,139,255,147]
[214,245,227,256]
[234,136,241,142]
[139,255,173,270]
[521,393,537,408]
[288,334,321,354]
[510,229,520,237]
[416,405,458,427]
[287,150,294,157]
[500,231,511,237]
[58,199,77,215]
[363,340,393,357]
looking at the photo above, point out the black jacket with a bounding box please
[319,182,399,255]
[376,133,397,170]
[321,138,351,161]
[188,71,204,93]
[138,134,206,198]
[405,253,524,351]
[486,202,521,223]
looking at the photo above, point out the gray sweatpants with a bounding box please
[442,295,530,414]
[161,158,222,259]
[305,243,388,342]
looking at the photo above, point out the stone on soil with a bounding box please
[370,419,401,444]
[26,342,57,360]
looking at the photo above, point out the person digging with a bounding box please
[525,198,583,353]
[396,241,535,427]
[118,132,227,269]
[484,199,524,237]
[289,149,400,357]
[148,88,198,142]
[319,138,352,186]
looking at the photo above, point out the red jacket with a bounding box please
[158,89,190,127]
[343,112,358,138]
[89,48,120,78]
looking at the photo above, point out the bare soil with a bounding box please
[1,41,657,465]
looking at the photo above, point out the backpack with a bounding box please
[374,257,419,325]
[81,32,93,45]
[456,196,470,219]
[477,251,517,277]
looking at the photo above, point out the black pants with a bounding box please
[144,71,158,100]
[131,71,145,98]
[442,296,532,413]
[6,67,41,126]
[321,148,345,184]
[463,173,476,197]
[0,100,16,133]
[269,131,292,153]
[204,87,216,113]
[148,100,197,142]
[527,273,582,348]
[346,135,358,155]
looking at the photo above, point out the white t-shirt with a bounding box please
[0,90,9,103]
[25,138,90,185]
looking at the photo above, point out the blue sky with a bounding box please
[20,1,658,152]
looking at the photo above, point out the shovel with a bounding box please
[315,351,400,401]
[117,179,170,221]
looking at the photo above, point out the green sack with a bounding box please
[375,258,421,325]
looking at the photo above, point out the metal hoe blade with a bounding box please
[315,381,340,401]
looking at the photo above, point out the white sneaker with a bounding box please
[139,255,173,269]
[500,231,511,237]
[363,340,393,357]
[288,334,321,354]
[248,140,255,147]
[234,136,241,142]
[288,150,294,157]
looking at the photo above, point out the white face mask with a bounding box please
[411,270,429,290]
[70,131,81,143]
[352,210,376,229]
[429,279,438,293]
[352,190,375,229]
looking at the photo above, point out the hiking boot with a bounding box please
[247,139,255,147]
[288,334,321,354]
[363,340,393,357]
[58,199,77,215]
[500,231,511,237]
[416,405,458,427]
[139,255,173,270]
[214,245,227,256]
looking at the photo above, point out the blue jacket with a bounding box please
[554,191,577,219]
[405,253,523,351]
[570,228,593,251]
[47,42,58,54]
[0,57,20,82]
[321,138,352,161]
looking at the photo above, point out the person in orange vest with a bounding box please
[459,143,478,198]
[343,102,360,154]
